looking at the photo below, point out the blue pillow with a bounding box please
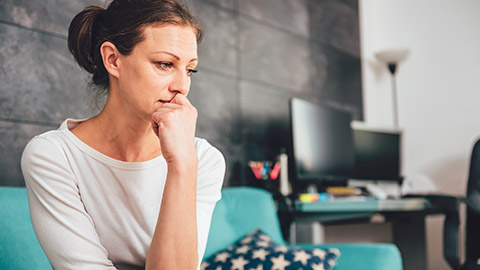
[201,229,340,270]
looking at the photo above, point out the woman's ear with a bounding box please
[100,42,120,79]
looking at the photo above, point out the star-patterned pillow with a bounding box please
[201,229,340,270]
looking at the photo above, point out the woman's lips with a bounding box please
[158,98,174,104]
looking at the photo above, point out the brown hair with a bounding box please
[68,0,202,96]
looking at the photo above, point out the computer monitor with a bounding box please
[353,128,401,181]
[289,98,355,183]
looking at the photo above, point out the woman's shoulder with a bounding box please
[195,138,225,177]
[195,138,224,161]
[22,119,83,166]
[24,122,72,153]
[22,129,69,167]
[195,138,226,200]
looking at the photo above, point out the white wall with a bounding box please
[359,0,480,269]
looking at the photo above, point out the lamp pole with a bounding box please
[388,63,399,130]
[374,48,409,131]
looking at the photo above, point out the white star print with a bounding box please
[231,256,249,270]
[274,245,289,253]
[330,248,340,257]
[311,262,325,270]
[252,264,264,270]
[241,236,253,244]
[236,245,250,254]
[252,248,269,260]
[293,249,312,265]
[259,234,272,242]
[200,261,209,270]
[271,254,291,270]
[312,249,326,260]
[215,251,230,262]
[257,240,270,248]
[327,258,337,266]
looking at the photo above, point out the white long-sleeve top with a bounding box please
[21,119,225,270]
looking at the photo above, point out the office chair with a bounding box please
[428,139,480,270]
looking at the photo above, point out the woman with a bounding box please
[21,0,225,269]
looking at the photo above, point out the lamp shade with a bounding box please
[375,48,410,64]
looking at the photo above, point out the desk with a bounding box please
[287,198,437,270]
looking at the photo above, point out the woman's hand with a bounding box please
[148,94,199,269]
[151,94,198,166]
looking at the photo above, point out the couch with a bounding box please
[204,186,403,270]
[0,186,403,269]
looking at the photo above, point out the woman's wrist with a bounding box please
[167,157,198,176]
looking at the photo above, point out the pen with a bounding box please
[269,162,281,180]
[262,162,269,179]
[248,161,262,179]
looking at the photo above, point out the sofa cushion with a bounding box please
[201,229,340,270]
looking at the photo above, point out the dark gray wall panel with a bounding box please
[320,97,362,121]
[0,121,52,186]
[189,70,237,141]
[240,80,296,161]
[0,0,107,36]
[239,17,313,93]
[310,41,362,119]
[239,0,309,37]
[188,1,238,77]
[338,0,359,9]
[308,0,360,57]
[240,80,292,136]
[206,138,246,186]
[0,24,98,124]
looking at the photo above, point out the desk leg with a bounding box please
[290,222,296,244]
[391,213,427,270]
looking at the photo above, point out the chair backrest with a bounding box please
[0,186,51,270]
[203,186,286,260]
[466,139,480,263]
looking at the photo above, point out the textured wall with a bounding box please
[0,0,361,186]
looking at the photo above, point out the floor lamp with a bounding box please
[375,48,409,130]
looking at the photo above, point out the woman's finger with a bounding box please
[170,94,191,106]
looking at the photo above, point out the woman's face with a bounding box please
[115,24,198,119]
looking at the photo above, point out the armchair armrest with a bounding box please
[291,243,402,270]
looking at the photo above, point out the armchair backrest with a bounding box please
[203,187,286,260]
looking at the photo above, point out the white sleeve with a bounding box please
[195,140,226,267]
[21,137,118,270]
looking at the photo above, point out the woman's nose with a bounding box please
[169,70,190,95]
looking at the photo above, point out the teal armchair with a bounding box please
[0,187,51,270]
[204,187,403,270]
[0,186,402,270]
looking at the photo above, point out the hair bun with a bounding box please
[68,6,106,74]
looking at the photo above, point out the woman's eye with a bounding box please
[156,62,173,70]
[187,69,198,76]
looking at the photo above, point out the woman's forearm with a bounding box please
[146,160,198,270]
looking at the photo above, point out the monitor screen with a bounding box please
[289,98,355,181]
[353,129,401,181]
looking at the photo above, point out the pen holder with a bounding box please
[246,160,281,193]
